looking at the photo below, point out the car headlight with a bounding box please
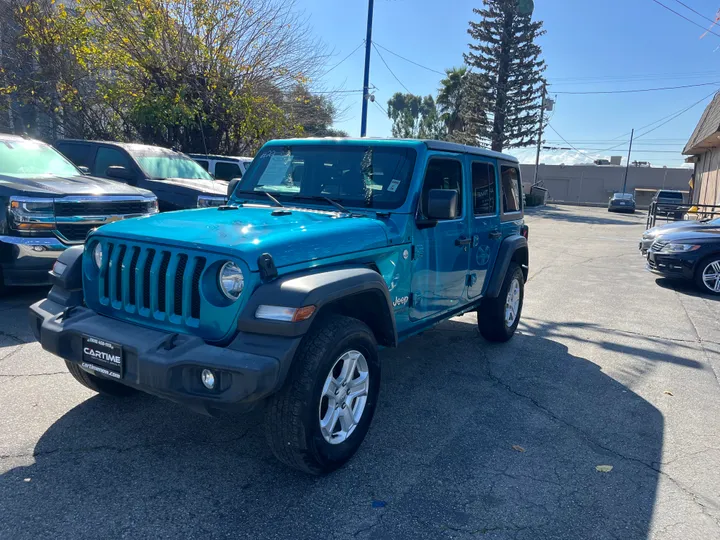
[93,243,103,268]
[197,195,227,208]
[148,198,159,214]
[9,196,55,231]
[660,243,701,253]
[218,261,244,299]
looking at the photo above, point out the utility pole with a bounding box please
[360,0,375,138]
[622,128,634,194]
[532,83,547,186]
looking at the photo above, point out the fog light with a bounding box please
[201,369,215,389]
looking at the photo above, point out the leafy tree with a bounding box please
[437,67,467,136]
[386,92,444,139]
[4,0,340,153]
[464,0,546,152]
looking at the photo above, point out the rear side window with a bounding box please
[215,161,243,181]
[56,143,94,168]
[500,165,522,214]
[94,147,134,178]
[471,162,496,215]
[420,158,463,219]
[194,159,209,171]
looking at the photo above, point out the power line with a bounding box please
[545,124,603,160]
[324,41,365,75]
[670,0,718,25]
[650,0,720,38]
[372,42,412,94]
[553,81,720,94]
[373,100,389,117]
[372,41,446,76]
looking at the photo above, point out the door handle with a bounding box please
[455,237,472,247]
[489,230,502,240]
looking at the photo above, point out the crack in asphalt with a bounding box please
[0,372,67,378]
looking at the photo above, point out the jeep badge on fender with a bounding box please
[29,138,529,475]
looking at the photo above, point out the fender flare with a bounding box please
[485,235,529,298]
[237,267,398,346]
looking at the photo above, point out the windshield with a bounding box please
[658,191,683,200]
[233,145,417,209]
[613,193,633,200]
[134,153,213,181]
[0,139,80,178]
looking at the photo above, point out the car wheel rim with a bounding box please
[505,278,521,327]
[702,261,720,293]
[318,350,370,445]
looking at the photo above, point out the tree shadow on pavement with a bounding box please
[526,206,645,226]
[0,318,663,540]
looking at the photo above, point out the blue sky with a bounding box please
[298,0,720,168]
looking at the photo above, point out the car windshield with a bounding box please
[658,191,683,200]
[0,139,80,178]
[131,150,213,181]
[613,193,633,200]
[233,145,417,210]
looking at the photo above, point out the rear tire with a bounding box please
[264,315,380,475]
[478,263,525,343]
[65,361,137,397]
[695,255,720,295]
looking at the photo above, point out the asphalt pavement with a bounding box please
[1,205,719,539]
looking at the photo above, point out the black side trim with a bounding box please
[485,235,529,298]
[238,267,397,345]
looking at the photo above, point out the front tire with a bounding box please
[478,262,525,342]
[65,361,137,397]
[695,256,720,295]
[264,315,380,475]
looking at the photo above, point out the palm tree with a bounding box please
[437,67,468,136]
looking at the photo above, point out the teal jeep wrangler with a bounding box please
[29,138,529,474]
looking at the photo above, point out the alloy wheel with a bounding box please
[702,260,720,293]
[505,278,521,327]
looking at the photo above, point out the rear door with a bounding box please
[467,158,502,298]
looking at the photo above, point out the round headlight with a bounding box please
[218,261,244,300]
[93,243,103,268]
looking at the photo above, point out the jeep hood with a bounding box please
[0,173,152,196]
[96,206,390,270]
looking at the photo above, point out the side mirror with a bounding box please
[227,177,241,198]
[77,166,90,175]
[427,189,458,220]
[106,166,133,182]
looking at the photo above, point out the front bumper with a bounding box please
[646,252,696,280]
[29,298,301,413]
[0,236,66,286]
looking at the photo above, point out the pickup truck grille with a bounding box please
[56,223,95,242]
[99,241,207,324]
[55,200,151,217]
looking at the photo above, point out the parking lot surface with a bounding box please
[1,205,719,540]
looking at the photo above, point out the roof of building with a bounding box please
[683,92,720,155]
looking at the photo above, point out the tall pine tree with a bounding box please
[464,0,546,152]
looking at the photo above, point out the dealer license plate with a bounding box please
[619,202,627,205]
[82,336,123,379]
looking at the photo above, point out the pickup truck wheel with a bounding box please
[264,315,380,475]
[64,361,137,397]
[477,262,524,343]
[696,256,720,295]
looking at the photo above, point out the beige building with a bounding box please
[683,92,720,210]
[520,164,691,208]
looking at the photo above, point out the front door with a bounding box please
[409,156,471,321]
[468,159,502,298]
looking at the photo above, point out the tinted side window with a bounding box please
[94,147,134,178]
[420,158,463,219]
[501,165,522,213]
[56,143,94,168]
[194,159,209,171]
[215,161,242,181]
[472,162,496,215]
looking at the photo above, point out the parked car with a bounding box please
[30,138,529,474]
[188,154,253,179]
[189,154,254,208]
[639,216,720,255]
[0,133,157,291]
[608,192,636,213]
[652,189,686,220]
[646,227,720,294]
[54,140,227,211]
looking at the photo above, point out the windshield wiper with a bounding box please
[263,191,284,207]
[291,195,352,214]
